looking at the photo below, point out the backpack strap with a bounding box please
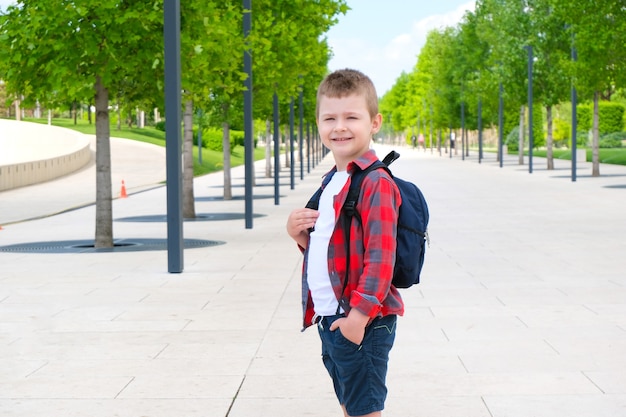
[305,187,323,211]
[336,157,394,314]
[342,160,389,220]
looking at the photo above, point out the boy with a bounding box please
[286,69,403,417]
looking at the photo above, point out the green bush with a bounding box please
[503,106,544,149]
[575,130,589,147]
[577,102,625,135]
[203,128,223,151]
[231,130,245,148]
[599,132,625,148]
[531,105,545,148]
[504,106,544,150]
[202,128,247,153]
[505,127,520,151]
[155,120,166,131]
[600,103,625,134]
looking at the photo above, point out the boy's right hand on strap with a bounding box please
[286,208,319,246]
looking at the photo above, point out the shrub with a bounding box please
[577,102,625,135]
[599,132,625,148]
[553,118,570,142]
[202,128,247,153]
[575,130,590,147]
[155,120,166,131]
[503,106,544,149]
[505,127,520,152]
[600,103,625,134]
[531,105,545,148]
[203,128,224,151]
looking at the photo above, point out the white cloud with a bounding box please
[0,0,16,11]
[329,1,475,94]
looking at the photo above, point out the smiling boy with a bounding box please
[286,69,403,417]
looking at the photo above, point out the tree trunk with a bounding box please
[546,105,554,170]
[223,121,232,200]
[182,99,196,218]
[94,76,113,248]
[592,91,600,177]
[518,105,525,165]
[116,101,121,130]
[265,118,272,178]
[14,98,20,121]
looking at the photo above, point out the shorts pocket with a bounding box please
[335,327,362,351]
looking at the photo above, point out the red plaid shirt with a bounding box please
[301,150,404,330]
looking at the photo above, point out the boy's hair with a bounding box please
[316,68,379,119]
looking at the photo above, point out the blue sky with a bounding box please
[327,0,476,95]
[0,0,475,95]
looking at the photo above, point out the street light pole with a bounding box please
[526,45,534,174]
[499,82,504,168]
[243,0,254,228]
[478,98,483,163]
[164,0,183,273]
[571,32,578,182]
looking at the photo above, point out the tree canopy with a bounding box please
[379,0,626,175]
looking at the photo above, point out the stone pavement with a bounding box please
[1,136,626,417]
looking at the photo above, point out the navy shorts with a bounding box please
[317,313,397,416]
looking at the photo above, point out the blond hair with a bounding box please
[316,68,379,119]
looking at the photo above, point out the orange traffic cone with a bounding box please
[120,180,128,198]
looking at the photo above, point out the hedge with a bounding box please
[577,102,625,135]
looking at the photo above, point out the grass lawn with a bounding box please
[520,148,626,165]
[526,148,626,165]
[478,146,626,166]
[19,117,267,176]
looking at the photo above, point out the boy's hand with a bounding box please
[286,208,319,248]
[330,309,370,346]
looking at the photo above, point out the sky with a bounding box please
[327,0,476,95]
[0,0,475,96]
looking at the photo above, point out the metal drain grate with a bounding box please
[115,213,266,223]
[0,238,225,254]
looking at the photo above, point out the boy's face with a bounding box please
[317,93,382,171]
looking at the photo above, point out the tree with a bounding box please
[526,0,570,169]
[553,0,626,176]
[0,1,163,248]
[252,0,348,178]
[180,1,246,208]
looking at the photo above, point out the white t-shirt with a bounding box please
[307,171,350,316]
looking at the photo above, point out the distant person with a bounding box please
[286,69,402,417]
[418,133,425,151]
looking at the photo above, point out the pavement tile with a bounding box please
[2,126,626,416]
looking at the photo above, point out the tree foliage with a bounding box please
[380,0,626,175]
[0,0,346,243]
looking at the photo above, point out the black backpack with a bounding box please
[306,150,429,289]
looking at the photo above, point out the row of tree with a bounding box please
[380,0,626,176]
[0,0,348,247]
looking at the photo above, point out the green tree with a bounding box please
[252,0,347,177]
[552,0,626,176]
[180,1,246,208]
[0,1,163,248]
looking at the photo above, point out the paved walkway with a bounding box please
[0,135,167,225]
[1,136,626,417]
